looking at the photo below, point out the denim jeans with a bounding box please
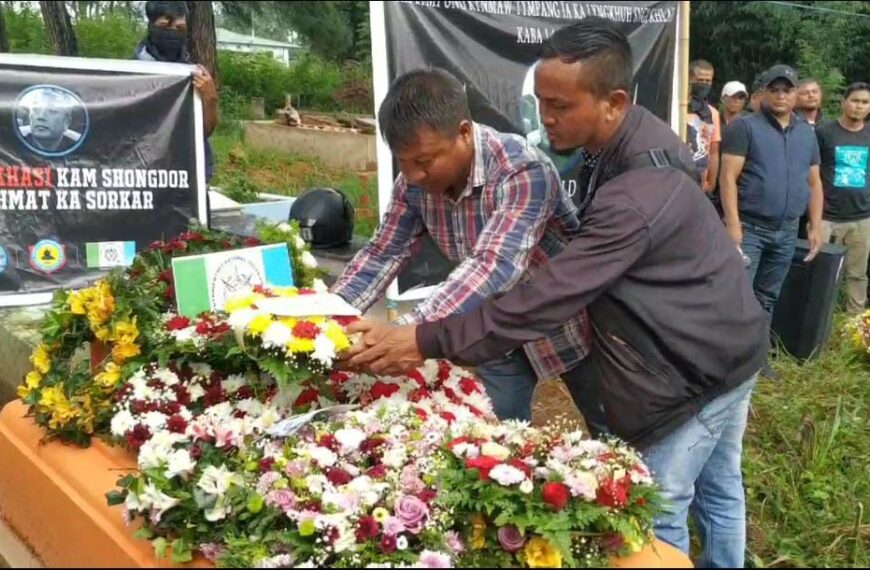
[642,376,757,568]
[475,351,538,421]
[741,219,799,316]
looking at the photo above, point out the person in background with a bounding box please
[135,0,219,182]
[749,74,765,113]
[796,78,824,128]
[816,82,870,314]
[330,68,594,426]
[719,65,824,376]
[721,81,749,126]
[687,59,721,193]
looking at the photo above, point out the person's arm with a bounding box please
[330,178,423,313]
[704,108,722,192]
[395,163,561,326]
[719,119,750,246]
[805,163,824,262]
[193,66,219,136]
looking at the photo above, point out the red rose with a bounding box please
[542,482,570,511]
[356,516,380,542]
[370,382,400,401]
[167,415,188,434]
[459,377,481,396]
[366,464,387,479]
[379,535,397,555]
[166,315,191,331]
[417,489,437,504]
[259,457,276,473]
[209,322,230,337]
[465,456,501,481]
[437,361,452,382]
[318,434,339,452]
[414,407,428,421]
[596,476,631,509]
[326,468,353,486]
[195,320,211,335]
[292,321,320,340]
[294,388,320,409]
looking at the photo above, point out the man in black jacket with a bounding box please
[344,19,768,568]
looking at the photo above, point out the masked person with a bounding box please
[687,59,721,193]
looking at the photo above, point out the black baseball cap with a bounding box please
[758,65,798,88]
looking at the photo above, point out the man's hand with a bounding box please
[340,319,424,376]
[805,224,823,262]
[726,222,743,248]
[192,65,217,103]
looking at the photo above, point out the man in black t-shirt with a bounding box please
[817,82,870,314]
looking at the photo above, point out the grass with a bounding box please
[744,318,869,568]
[210,121,379,238]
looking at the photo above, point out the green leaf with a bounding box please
[133,527,154,541]
[171,539,194,564]
[152,537,168,559]
[105,490,126,507]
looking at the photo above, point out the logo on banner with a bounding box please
[13,84,90,158]
[211,256,263,310]
[0,246,7,274]
[86,242,136,269]
[29,240,66,273]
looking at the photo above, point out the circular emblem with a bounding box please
[210,256,264,310]
[0,246,7,274]
[13,84,90,158]
[30,240,66,273]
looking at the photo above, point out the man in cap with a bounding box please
[721,81,749,126]
[719,65,823,329]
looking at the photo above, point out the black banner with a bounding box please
[379,1,678,293]
[0,56,206,305]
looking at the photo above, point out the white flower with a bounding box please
[312,278,328,293]
[188,383,206,402]
[520,480,534,494]
[306,475,328,495]
[165,449,197,480]
[255,407,281,431]
[228,308,260,331]
[198,465,236,497]
[142,483,180,522]
[566,472,598,502]
[110,410,136,438]
[190,362,213,377]
[312,333,337,367]
[204,402,234,422]
[150,429,187,451]
[335,428,367,454]
[221,375,247,394]
[301,251,318,268]
[480,442,511,461]
[309,446,338,469]
[397,536,409,551]
[382,446,408,470]
[142,411,168,432]
[293,235,306,249]
[124,490,146,512]
[262,322,293,349]
[154,368,180,387]
[278,222,292,233]
[204,500,232,522]
[489,464,526,487]
[138,440,168,471]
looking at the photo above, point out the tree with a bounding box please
[186,0,218,78]
[40,0,78,56]
[0,5,9,53]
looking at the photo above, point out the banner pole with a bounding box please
[679,0,691,143]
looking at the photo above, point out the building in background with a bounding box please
[216,27,301,66]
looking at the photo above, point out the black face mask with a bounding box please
[148,24,188,61]
[691,83,712,101]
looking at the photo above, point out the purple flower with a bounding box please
[417,550,452,568]
[284,460,308,479]
[256,472,281,495]
[497,526,526,553]
[395,495,429,535]
[383,516,407,536]
[445,531,465,554]
[265,490,297,513]
[199,543,226,563]
[400,465,426,494]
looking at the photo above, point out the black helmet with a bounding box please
[289,187,355,249]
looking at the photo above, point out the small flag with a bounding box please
[172,244,294,318]
[86,242,136,269]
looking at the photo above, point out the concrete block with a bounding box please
[244,122,377,171]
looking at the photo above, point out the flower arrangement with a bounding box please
[845,310,870,359]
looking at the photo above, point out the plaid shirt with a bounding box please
[331,124,591,379]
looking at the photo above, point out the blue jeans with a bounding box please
[475,351,537,421]
[741,220,799,316]
[642,376,757,568]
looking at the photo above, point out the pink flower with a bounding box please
[199,543,226,563]
[191,422,212,442]
[257,472,281,496]
[445,531,465,554]
[395,495,429,535]
[417,550,452,568]
[400,465,426,494]
[265,490,297,513]
[383,516,407,536]
[213,424,239,449]
[284,460,308,478]
[497,526,526,553]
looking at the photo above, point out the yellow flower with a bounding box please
[17,385,34,400]
[324,322,351,351]
[68,291,87,315]
[273,287,298,297]
[25,371,42,389]
[112,342,141,364]
[279,317,298,329]
[524,537,563,568]
[95,362,122,388]
[225,293,258,313]
[470,513,487,550]
[287,338,315,354]
[86,281,116,327]
[111,318,139,345]
[93,326,111,342]
[30,343,52,374]
[248,314,274,336]
[308,316,326,325]
[373,508,390,524]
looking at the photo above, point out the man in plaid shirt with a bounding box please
[331,69,592,421]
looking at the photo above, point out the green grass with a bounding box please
[210,122,379,238]
[744,319,869,568]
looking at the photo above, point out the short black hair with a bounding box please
[378,68,471,152]
[540,18,633,98]
[845,82,870,99]
[690,59,714,77]
[145,1,188,24]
